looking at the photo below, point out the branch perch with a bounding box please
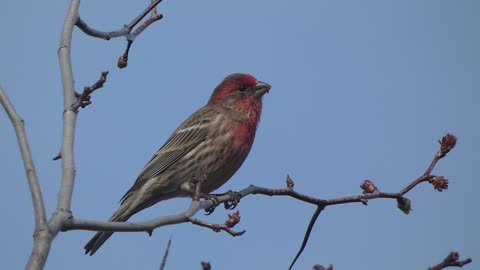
[62,134,459,270]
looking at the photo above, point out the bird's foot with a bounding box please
[223,190,242,210]
[201,190,242,214]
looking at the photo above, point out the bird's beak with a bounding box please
[253,81,271,98]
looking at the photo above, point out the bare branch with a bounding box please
[255,134,457,270]
[71,71,109,111]
[75,0,164,40]
[428,251,472,270]
[117,12,163,69]
[125,0,164,33]
[63,134,456,236]
[75,17,128,40]
[57,0,79,212]
[0,85,52,269]
[188,211,246,237]
[289,206,323,270]
[159,237,172,270]
[65,201,202,232]
[0,85,47,229]
[60,134,459,270]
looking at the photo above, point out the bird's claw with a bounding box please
[203,190,242,214]
[223,190,242,210]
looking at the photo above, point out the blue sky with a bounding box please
[1,1,478,269]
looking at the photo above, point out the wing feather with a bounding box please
[119,111,214,203]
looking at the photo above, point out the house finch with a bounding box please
[84,73,271,255]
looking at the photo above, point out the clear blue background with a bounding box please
[1,1,478,269]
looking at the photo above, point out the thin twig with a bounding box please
[0,86,47,228]
[71,71,109,111]
[159,236,172,270]
[75,0,164,40]
[125,0,164,32]
[428,251,472,270]
[288,206,324,270]
[118,13,163,69]
[189,217,246,237]
[284,134,457,269]
[75,18,128,40]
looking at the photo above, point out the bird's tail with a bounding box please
[84,204,133,256]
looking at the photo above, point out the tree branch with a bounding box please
[75,0,164,40]
[0,86,47,229]
[188,210,246,237]
[75,17,128,40]
[22,1,82,269]
[58,0,79,212]
[71,71,109,111]
[428,251,472,270]
[159,236,172,270]
[59,134,460,269]
[282,134,457,269]
[0,85,51,270]
[125,0,164,33]
[61,135,457,241]
[117,2,163,69]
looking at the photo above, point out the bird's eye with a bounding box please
[238,85,248,92]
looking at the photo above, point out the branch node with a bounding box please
[71,71,109,111]
[225,211,241,228]
[428,251,472,270]
[429,176,449,192]
[286,174,295,190]
[52,153,62,161]
[360,197,368,206]
[360,179,378,194]
[189,216,245,237]
[396,197,412,215]
[201,261,212,270]
[313,264,333,270]
[438,133,457,158]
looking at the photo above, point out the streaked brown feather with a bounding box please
[119,108,214,203]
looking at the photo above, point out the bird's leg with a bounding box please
[190,174,220,215]
[191,173,209,201]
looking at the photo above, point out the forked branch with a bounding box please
[62,135,460,269]
[428,251,472,270]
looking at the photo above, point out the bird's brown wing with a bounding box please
[120,109,214,203]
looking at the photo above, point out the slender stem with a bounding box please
[0,86,47,228]
[58,0,80,211]
[126,0,164,31]
[75,17,128,40]
[159,237,172,270]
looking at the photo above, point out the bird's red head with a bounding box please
[208,73,271,105]
[208,73,271,149]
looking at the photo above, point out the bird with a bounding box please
[84,73,271,255]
